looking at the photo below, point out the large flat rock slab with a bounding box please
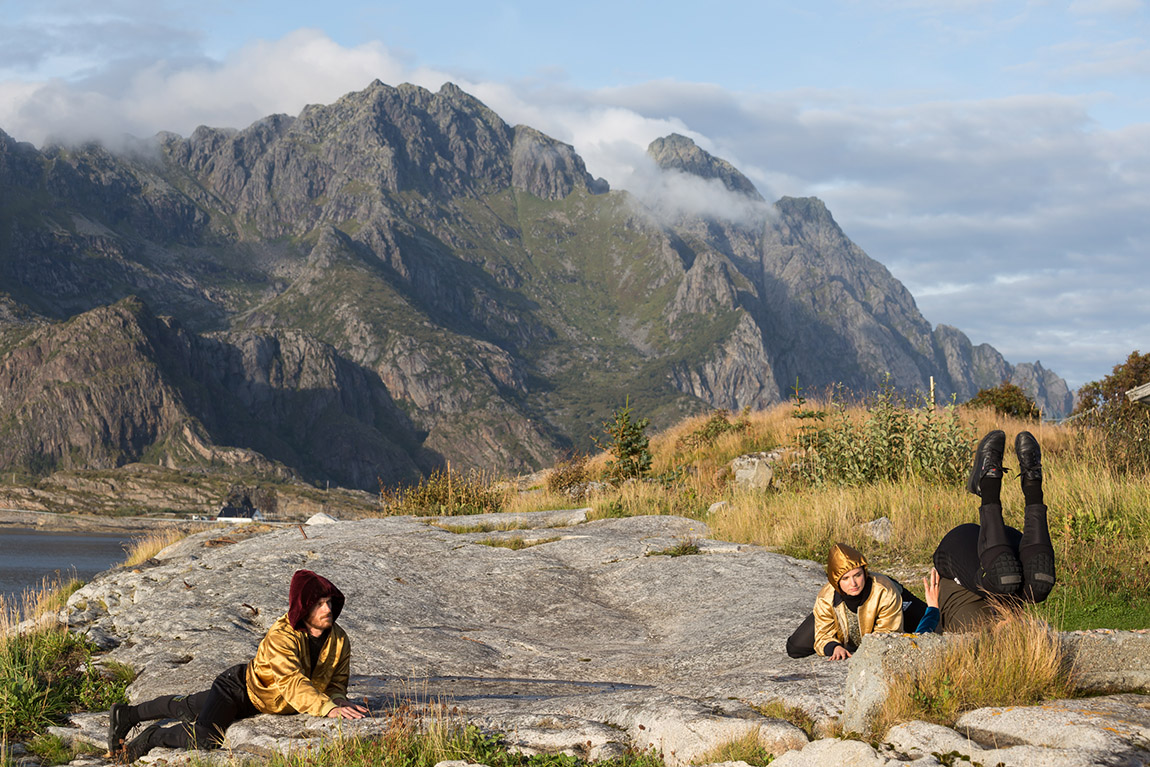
[771,693,1150,766]
[60,513,832,763]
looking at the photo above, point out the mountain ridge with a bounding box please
[0,81,1073,489]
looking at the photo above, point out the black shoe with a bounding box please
[980,547,1024,595]
[967,430,1006,496]
[1022,551,1056,603]
[1016,430,1042,483]
[107,703,134,755]
[123,723,160,763]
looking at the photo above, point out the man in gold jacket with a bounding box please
[107,570,367,761]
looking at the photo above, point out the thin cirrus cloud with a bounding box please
[0,27,1145,390]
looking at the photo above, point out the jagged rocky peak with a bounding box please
[511,125,609,200]
[647,133,763,200]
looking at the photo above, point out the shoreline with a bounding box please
[0,509,192,534]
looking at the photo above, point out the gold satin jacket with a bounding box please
[812,573,904,657]
[245,613,350,716]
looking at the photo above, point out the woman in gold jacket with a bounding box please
[786,543,939,660]
[107,570,367,761]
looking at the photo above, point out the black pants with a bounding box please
[932,501,1055,604]
[134,663,258,749]
[785,581,929,658]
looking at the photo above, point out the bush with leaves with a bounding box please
[784,383,973,488]
[0,626,133,737]
[965,382,1041,421]
[1073,350,1150,474]
[676,408,751,451]
[598,399,653,483]
[546,453,588,494]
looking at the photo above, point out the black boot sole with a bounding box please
[106,703,134,756]
[1023,552,1056,603]
[980,546,1024,595]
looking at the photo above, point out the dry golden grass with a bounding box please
[508,400,1146,626]
[121,527,190,568]
[0,572,83,635]
[877,605,1074,734]
[690,730,774,766]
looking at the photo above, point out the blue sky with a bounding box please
[2,0,1148,392]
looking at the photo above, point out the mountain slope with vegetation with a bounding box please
[0,81,1072,490]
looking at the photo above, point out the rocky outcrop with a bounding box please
[58,512,822,763]
[0,297,431,489]
[776,700,1150,767]
[841,631,1150,734]
[1012,360,1074,418]
[932,325,1074,416]
[511,126,609,200]
[648,134,762,200]
[47,512,1150,767]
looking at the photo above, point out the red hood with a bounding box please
[287,570,345,631]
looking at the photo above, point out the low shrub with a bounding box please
[381,466,506,516]
[646,539,701,557]
[546,453,588,494]
[1072,350,1150,474]
[0,581,133,738]
[965,382,1041,421]
[26,733,103,766]
[675,408,751,452]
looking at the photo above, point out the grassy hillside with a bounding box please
[491,399,1150,632]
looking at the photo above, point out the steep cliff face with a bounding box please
[0,81,1073,487]
[0,299,429,489]
[644,138,1072,415]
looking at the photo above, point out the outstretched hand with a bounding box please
[828,645,851,661]
[327,704,369,719]
[923,567,941,609]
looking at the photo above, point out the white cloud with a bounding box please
[0,28,1146,389]
[0,29,448,145]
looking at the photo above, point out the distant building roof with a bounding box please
[217,505,262,519]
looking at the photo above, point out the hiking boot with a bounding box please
[980,548,1024,595]
[123,723,161,763]
[1016,430,1042,483]
[1022,549,1056,603]
[967,430,1005,496]
[106,702,134,755]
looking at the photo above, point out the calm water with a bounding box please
[0,527,136,605]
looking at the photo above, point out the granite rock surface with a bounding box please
[60,512,824,763]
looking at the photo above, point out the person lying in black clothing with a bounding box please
[931,429,1056,631]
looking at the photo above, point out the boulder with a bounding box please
[859,517,892,545]
[769,738,900,766]
[887,694,1150,766]
[1061,629,1150,692]
[729,452,783,490]
[771,693,1150,766]
[59,513,828,763]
